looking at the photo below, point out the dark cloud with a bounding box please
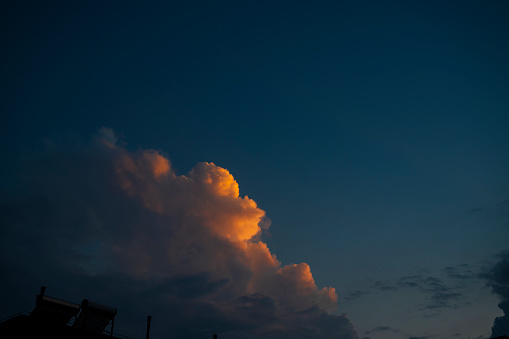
[362,265,485,320]
[365,325,400,335]
[377,275,464,312]
[421,277,462,310]
[397,275,422,288]
[154,273,230,300]
[373,281,398,292]
[344,290,370,300]
[443,265,477,281]
[486,251,509,337]
[0,129,358,339]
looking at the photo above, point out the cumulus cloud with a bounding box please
[486,251,509,337]
[0,128,358,339]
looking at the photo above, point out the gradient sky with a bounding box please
[1,1,509,339]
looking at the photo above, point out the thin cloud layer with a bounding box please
[0,128,358,339]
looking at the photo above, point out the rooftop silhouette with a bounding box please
[0,286,121,339]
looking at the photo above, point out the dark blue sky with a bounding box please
[1,1,509,338]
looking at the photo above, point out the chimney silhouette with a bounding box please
[146,316,152,339]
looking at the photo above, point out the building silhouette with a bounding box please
[0,287,220,339]
[0,286,122,339]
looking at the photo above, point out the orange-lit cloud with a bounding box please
[104,132,338,311]
[1,128,358,339]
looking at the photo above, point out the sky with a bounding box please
[1,1,509,339]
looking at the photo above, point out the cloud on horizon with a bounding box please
[359,264,481,314]
[0,128,358,339]
[486,251,509,337]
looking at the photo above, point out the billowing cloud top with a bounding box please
[0,128,358,339]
